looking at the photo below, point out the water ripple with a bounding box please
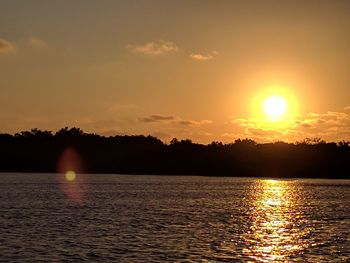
[0,174,349,262]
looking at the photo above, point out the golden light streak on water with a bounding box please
[242,179,311,262]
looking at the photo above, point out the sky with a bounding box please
[1,0,350,143]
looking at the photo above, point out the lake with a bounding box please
[1,173,349,262]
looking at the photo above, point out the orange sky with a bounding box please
[1,0,350,143]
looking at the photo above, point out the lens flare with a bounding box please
[57,147,87,204]
[65,170,76,181]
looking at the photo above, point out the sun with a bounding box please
[263,95,287,120]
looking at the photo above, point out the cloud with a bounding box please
[297,122,313,128]
[139,115,176,123]
[174,119,212,126]
[128,40,178,55]
[230,110,350,142]
[0,38,15,53]
[29,36,47,48]
[245,127,284,137]
[291,112,350,141]
[189,51,218,61]
[344,106,350,111]
[139,114,212,127]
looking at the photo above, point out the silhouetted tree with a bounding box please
[0,127,349,178]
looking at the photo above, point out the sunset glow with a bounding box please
[1,2,350,261]
[247,87,300,138]
[0,1,350,143]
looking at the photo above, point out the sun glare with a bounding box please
[251,86,298,127]
[263,95,287,120]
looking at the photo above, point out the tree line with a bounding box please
[0,127,349,178]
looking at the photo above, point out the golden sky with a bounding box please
[1,0,350,143]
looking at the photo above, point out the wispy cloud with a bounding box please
[127,40,178,55]
[139,115,176,123]
[174,119,212,127]
[189,51,218,61]
[245,127,284,137]
[139,114,212,127]
[0,38,15,53]
[230,110,350,142]
[29,36,47,48]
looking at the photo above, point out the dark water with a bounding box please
[1,174,350,262]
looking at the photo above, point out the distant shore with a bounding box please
[1,172,350,181]
[1,128,349,179]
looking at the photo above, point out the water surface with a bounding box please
[1,174,349,262]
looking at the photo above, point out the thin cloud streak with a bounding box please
[174,119,212,127]
[189,51,218,61]
[230,110,350,142]
[29,36,47,48]
[139,115,176,123]
[0,38,15,53]
[127,40,178,55]
[139,114,212,127]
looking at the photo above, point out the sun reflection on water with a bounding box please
[242,179,310,262]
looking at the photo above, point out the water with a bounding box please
[1,174,350,262]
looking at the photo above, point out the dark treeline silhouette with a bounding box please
[0,127,349,178]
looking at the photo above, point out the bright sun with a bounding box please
[263,95,287,120]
